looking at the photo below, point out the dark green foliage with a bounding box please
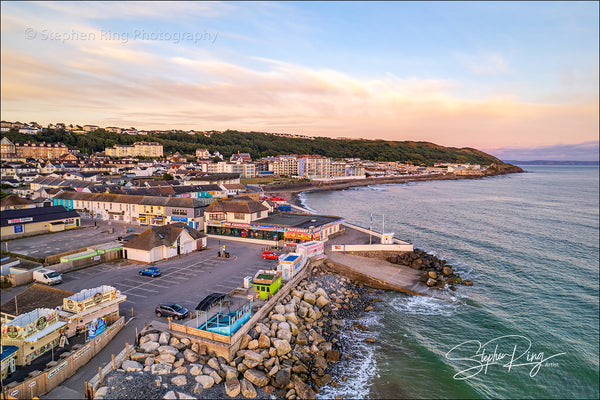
[3,129,505,166]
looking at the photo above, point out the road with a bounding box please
[34,236,280,399]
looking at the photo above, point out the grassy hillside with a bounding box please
[3,129,509,166]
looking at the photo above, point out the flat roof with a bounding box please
[259,212,343,229]
[195,293,227,311]
[281,254,299,262]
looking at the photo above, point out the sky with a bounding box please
[1,1,598,161]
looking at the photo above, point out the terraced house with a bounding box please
[52,192,206,229]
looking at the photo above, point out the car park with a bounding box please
[262,251,280,260]
[139,266,161,277]
[155,303,189,319]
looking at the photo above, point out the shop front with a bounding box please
[138,213,165,226]
[60,285,126,338]
[284,227,320,244]
[206,222,284,241]
[0,309,66,366]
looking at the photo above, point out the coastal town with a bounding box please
[2,121,479,400]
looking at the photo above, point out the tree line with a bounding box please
[2,128,505,166]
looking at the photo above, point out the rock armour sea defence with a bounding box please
[387,248,473,289]
[93,263,378,399]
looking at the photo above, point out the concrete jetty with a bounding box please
[324,225,443,298]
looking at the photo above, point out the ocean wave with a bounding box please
[317,327,379,399]
[390,295,462,316]
[297,192,320,213]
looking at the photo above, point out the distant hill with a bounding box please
[3,128,514,167]
[506,160,599,166]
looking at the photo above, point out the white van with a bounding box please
[33,268,63,285]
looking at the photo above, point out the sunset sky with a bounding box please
[1,1,598,160]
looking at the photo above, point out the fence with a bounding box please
[342,222,413,246]
[331,243,414,253]
[169,322,231,345]
[45,247,90,265]
[1,316,125,400]
[6,249,122,287]
[167,257,315,361]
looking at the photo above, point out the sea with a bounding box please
[298,165,599,399]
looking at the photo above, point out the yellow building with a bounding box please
[1,308,66,366]
[134,141,163,157]
[59,285,126,338]
[105,142,163,158]
[14,141,68,160]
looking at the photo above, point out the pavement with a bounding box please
[1,217,147,260]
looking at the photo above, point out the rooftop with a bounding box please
[259,212,343,229]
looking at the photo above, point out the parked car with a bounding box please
[155,303,189,320]
[262,251,280,260]
[139,266,161,277]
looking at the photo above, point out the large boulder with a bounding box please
[315,296,330,309]
[292,375,316,399]
[146,333,159,342]
[244,368,270,387]
[326,350,340,362]
[172,366,187,375]
[258,334,271,349]
[158,345,179,355]
[139,341,160,353]
[274,304,286,315]
[189,364,203,376]
[273,368,291,388]
[171,375,187,386]
[195,375,215,389]
[210,370,222,385]
[122,360,143,372]
[243,350,264,366]
[247,339,259,350]
[273,339,292,356]
[315,287,328,298]
[183,349,198,363]
[158,331,170,345]
[278,321,291,332]
[296,331,308,346]
[156,353,176,364]
[271,314,286,323]
[239,334,252,350]
[314,355,327,370]
[223,365,239,381]
[309,330,326,344]
[240,378,257,398]
[284,313,299,325]
[225,378,241,398]
[150,363,172,375]
[303,292,316,305]
[427,271,437,279]
[276,329,292,343]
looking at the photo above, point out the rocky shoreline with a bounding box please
[387,248,473,290]
[94,264,381,400]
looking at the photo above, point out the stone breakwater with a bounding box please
[387,248,473,290]
[94,265,378,400]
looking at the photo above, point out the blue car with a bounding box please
[139,266,161,277]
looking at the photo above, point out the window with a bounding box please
[234,212,244,220]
